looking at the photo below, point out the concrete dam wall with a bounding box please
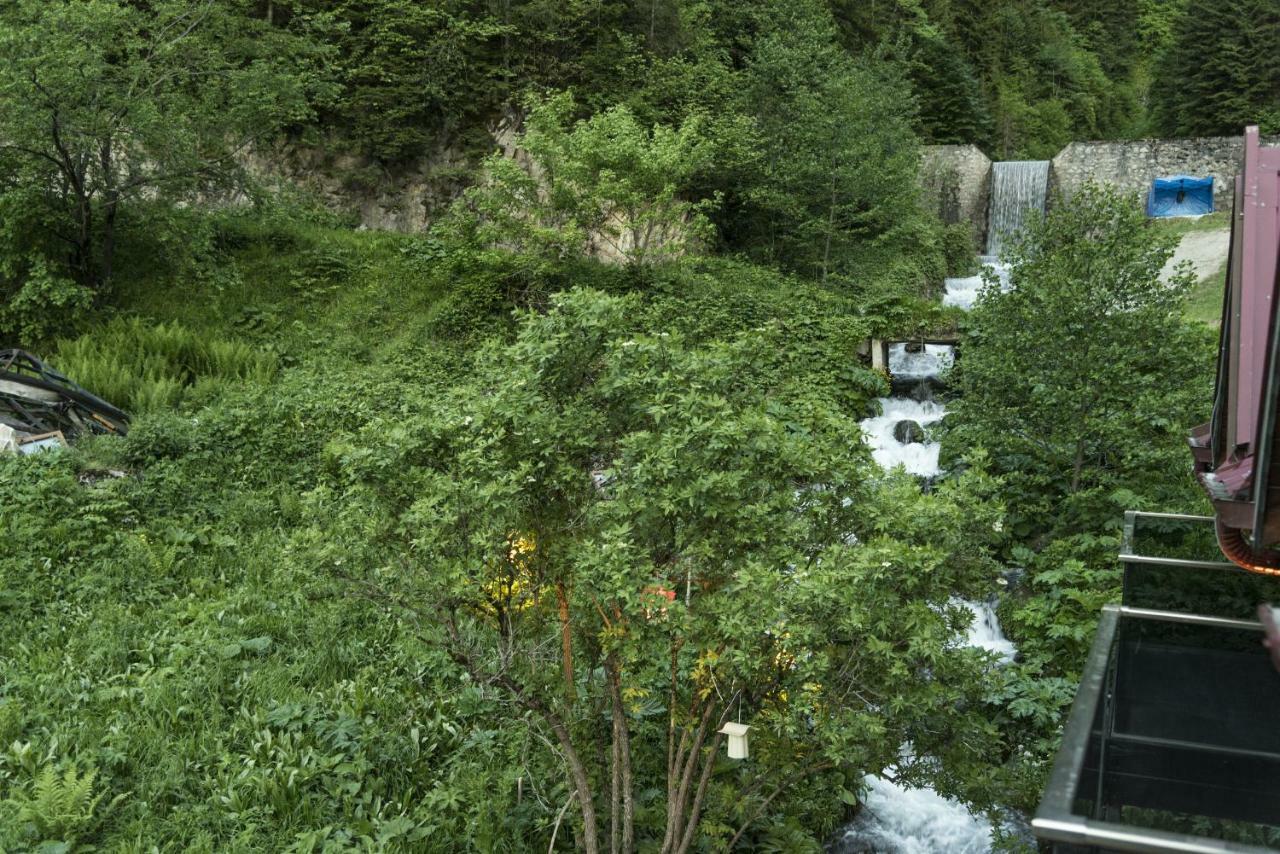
[920,135,1280,248]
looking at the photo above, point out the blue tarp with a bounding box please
[1147,175,1214,217]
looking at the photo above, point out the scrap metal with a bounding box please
[0,349,129,439]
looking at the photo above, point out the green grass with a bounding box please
[1186,258,1228,327]
[1149,210,1230,239]
[108,211,449,358]
[1145,211,1230,328]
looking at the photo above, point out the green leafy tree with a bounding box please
[1151,0,1280,135]
[945,183,1212,542]
[942,184,1215,809]
[449,94,724,267]
[327,289,1008,851]
[0,0,323,302]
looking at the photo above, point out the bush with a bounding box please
[942,222,980,276]
[0,259,93,347]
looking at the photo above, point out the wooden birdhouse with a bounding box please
[718,722,750,759]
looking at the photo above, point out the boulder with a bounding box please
[893,420,926,444]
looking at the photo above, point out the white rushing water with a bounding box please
[888,343,954,379]
[960,599,1017,662]
[850,296,1021,849]
[861,398,946,475]
[833,604,1015,854]
[986,161,1050,257]
[836,775,994,854]
[943,257,1011,310]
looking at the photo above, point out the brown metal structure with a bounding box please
[1190,126,1280,573]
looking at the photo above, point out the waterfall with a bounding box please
[861,397,947,476]
[986,161,1050,257]
[829,596,1016,854]
[888,343,953,380]
[832,775,994,854]
[960,599,1016,662]
[860,344,953,476]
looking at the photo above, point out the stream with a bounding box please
[832,160,1049,851]
[836,313,1013,854]
[829,158,1049,850]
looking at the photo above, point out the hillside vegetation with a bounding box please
[0,0,1258,850]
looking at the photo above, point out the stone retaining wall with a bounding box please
[919,144,990,248]
[921,136,1280,235]
[1049,137,1280,205]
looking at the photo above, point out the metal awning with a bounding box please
[1191,127,1280,568]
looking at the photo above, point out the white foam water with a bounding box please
[835,775,994,854]
[961,599,1017,662]
[838,602,1014,854]
[888,343,955,379]
[942,273,985,310]
[943,258,1011,310]
[861,398,946,476]
[847,274,1021,852]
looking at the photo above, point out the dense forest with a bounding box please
[0,0,1274,851]
[276,0,1278,162]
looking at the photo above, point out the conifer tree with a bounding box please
[909,33,995,146]
[1152,0,1280,136]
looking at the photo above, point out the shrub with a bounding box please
[0,259,93,347]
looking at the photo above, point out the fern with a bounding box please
[9,765,124,845]
[50,318,278,413]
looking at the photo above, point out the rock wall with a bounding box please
[253,134,1278,235]
[240,140,473,232]
[1050,136,1280,206]
[919,145,991,248]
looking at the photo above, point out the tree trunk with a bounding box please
[607,657,634,854]
[99,140,119,290]
[73,185,94,288]
[557,583,576,704]
[822,171,837,282]
[1071,434,1085,493]
[662,700,716,853]
[540,705,600,854]
[674,735,721,854]
[440,613,600,854]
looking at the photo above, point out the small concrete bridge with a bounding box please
[865,336,960,372]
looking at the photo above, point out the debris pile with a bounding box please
[0,349,129,455]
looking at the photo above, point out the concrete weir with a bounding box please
[919,135,1280,251]
[868,337,959,373]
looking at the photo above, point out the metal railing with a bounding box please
[1032,512,1280,853]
